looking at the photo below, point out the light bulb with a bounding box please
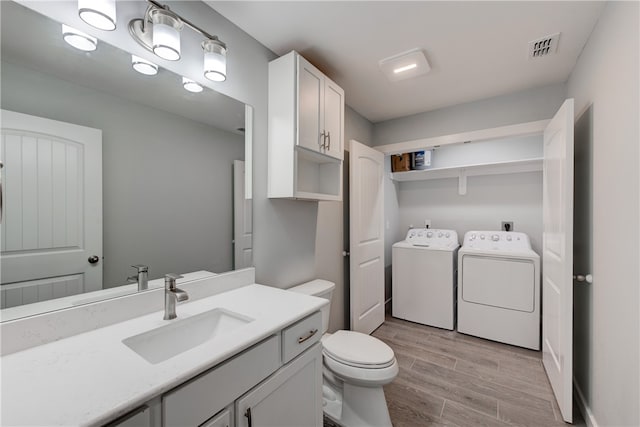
[203,39,227,82]
[62,24,97,52]
[182,77,203,93]
[151,9,182,61]
[132,55,158,76]
[78,0,116,31]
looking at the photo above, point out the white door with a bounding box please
[233,160,252,269]
[542,98,574,423]
[349,139,385,334]
[0,110,102,308]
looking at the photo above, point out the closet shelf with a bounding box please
[391,157,543,183]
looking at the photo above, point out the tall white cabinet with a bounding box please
[268,51,344,201]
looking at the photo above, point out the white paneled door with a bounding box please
[349,140,385,334]
[0,110,102,308]
[542,99,574,423]
[233,160,253,269]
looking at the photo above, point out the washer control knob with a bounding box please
[427,232,433,238]
[480,235,486,240]
[438,232,443,237]
[506,235,512,241]
[470,234,476,240]
[492,234,499,241]
[445,232,450,238]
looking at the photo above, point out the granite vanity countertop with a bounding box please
[1,284,326,426]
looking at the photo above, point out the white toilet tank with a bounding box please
[288,279,335,334]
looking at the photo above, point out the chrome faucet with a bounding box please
[164,273,188,320]
[128,265,149,291]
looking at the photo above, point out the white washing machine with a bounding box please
[457,231,540,350]
[392,228,459,330]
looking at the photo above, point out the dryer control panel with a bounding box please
[462,231,532,251]
[405,228,459,249]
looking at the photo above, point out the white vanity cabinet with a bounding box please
[236,343,323,427]
[161,312,323,427]
[268,50,344,201]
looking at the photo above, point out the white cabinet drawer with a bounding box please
[163,335,280,427]
[200,407,231,427]
[281,311,322,364]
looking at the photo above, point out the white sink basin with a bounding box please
[123,308,254,364]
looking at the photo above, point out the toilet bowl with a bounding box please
[289,280,398,427]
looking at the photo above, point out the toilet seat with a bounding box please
[322,330,395,368]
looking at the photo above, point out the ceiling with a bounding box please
[208,1,605,123]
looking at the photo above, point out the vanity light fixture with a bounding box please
[132,55,159,76]
[62,24,97,52]
[182,77,203,93]
[129,0,227,81]
[150,8,183,61]
[78,0,116,31]
[203,39,227,82]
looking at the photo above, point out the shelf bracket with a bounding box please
[458,169,467,195]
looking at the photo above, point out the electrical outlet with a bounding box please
[424,219,431,229]
[502,221,514,231]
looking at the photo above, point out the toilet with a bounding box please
[289,279,398,427]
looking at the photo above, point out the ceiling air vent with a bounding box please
[528,32,560,58]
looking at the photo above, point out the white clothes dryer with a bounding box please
[392,228,459,330]
[457,231,540,350]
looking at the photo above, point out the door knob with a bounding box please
[88,255,100,264]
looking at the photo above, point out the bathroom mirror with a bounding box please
[0,1,253,320]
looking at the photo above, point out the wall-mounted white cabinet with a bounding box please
[268,51,344,201]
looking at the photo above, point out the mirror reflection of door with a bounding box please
[1,109,102,309]
[233,160,252,269]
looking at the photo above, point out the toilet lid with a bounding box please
[322,330,395,368]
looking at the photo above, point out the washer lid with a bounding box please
[322,330,395,368]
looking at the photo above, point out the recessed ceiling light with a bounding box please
[393,63,417,74]
[379,48,430,82]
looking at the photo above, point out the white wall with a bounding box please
[567,2,640,425]
[396,172,543,253]
[315,106,373,332]
[373,82,567,145]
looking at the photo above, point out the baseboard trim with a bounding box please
[574,379,598,427]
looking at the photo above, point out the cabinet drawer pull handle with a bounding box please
[245,407,252,427]
[326,131,331,151]
[298,328,318,344]
[319,131,326,148]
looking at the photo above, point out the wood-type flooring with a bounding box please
[325,316,585,427]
